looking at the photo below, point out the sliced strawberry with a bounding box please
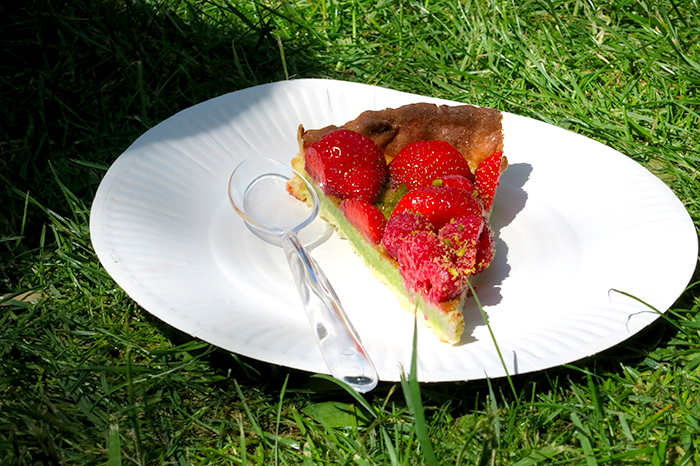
[389,140,473,190]
[395,230,463,303]
[439,215,484,274]
[340,198,387,244]
[305,129,388,203]
[392,186,484,230]
[474,223,495,273]
[381,211,434,258]
[474,151,504,213]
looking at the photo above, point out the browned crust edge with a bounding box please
[299,102,505,172]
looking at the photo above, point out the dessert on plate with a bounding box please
[286,102,506,344]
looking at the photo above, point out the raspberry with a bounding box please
[439,215,484,274]
[395,231,464,303]
[474,223,496,273]
[381,211,434,258]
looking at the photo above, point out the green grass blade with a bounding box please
[107,423,122,466]
[311,374,379,420]
[399,315,439,466]
[274,374,289,466]
[570,412,598,466]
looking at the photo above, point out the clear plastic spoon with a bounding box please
[228,157,378,393]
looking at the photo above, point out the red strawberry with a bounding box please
[392,186,484,230]
[474,223,495,273]
[381,211,434,258]
[305,129,388,203]
[340,198,387,244]
[439,215,484,274]
[395,230,463,302]
[433,174,476,193]
[474,151,504,213]
[389,140,473,190]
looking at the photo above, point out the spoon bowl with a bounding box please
[229,158,318,246]
[228,158,378,393]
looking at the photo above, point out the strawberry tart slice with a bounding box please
[286,102,506,344]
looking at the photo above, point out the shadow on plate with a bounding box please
[457,162,532,346]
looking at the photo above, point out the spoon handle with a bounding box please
[282,232,378,393]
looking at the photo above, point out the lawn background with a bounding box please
[1,0,699,464]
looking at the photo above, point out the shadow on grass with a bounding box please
[0,0,326,249]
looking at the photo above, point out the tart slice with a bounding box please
[287,102,506,344]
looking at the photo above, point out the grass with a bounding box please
[1,0,699,464]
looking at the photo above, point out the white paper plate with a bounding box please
[90,79,697,382]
